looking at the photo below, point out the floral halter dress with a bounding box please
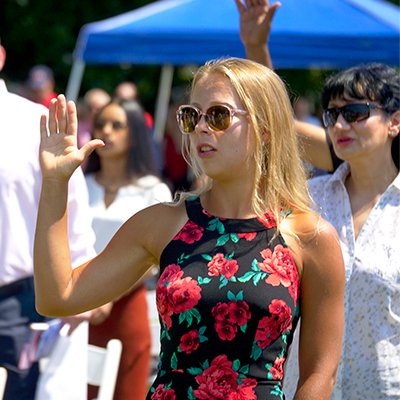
[147,196,300,400]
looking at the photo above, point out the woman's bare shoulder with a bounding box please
[122,201,189,260]
[283,210,337,241]
[281,210,341,276]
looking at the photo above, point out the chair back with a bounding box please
[87,339,122,400]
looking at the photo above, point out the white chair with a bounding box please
[33,321,122,400]
[87,338,122,400]
[0,366,7,400]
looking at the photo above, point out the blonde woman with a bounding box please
[34,58,344,399]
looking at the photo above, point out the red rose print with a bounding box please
[173,220,204,244]
[258,211,276,228]
[269,299,292,331]
[151,384,176,400]
[156,265,202,329]
[193,355,239,399]
[237,232,257,241]
[269,356,285,380]
[214,320,238,341]
[258,244,299,305]
[207,254,238,280]
[228,378,257,400]
[168,276,202,313]
[156,286,173,329]
[255,300,292,349]
[159,264,183,286]
[228,301,251,326]
[211,302,230,321]
[212,301,251,340]
[179,330,200,354]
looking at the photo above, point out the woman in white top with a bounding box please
[84,99,172,400]
[236,2,400,397]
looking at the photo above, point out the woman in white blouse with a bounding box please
[84,99,172,400]
[284,64,400,400]
[235,2,400,397]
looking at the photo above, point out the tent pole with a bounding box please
[153,64,174,144]
[66,60,86,102]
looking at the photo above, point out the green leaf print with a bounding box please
[171,352,178,369]
[251,339,263,360]
[216,233,239,246]
[239,364,249,375]
[240,324,247,333]
[232,359,241,371]
[178,308,201,327]
[198,276,212,285]
[207,218,225,234]
[216,234,230,246]
[271,384,284,399]
[251,258,260,270]
[218,277,229,289]
[177,253,190,264]
[201,254,213,261]
[199,335,208,343]
[254,272,265,285]
[187,367,203,375]
[238,271,256,282]
[160,325,171,341]
[216,220,225,234]
[188,387,196,400]
[198,326,208,343]
[227,290,244,301]
[230,233,239,243]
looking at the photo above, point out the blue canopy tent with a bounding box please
[66,0,400,140]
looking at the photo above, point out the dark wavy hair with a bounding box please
[85,99,159,177]
[321,63,399,168]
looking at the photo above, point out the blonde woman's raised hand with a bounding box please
[234,0,281,49]
[39,94,104,182]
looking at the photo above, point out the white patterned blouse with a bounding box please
[307,162,400,400]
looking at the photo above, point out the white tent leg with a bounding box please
[153,64,174,144]
[66,60,86,102]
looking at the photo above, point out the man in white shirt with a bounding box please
[0,39,96,399]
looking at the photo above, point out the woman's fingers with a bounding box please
[234,0,246,14]
[66,100,78,137]
[48,98,58,134]
[57,95,67,134]
[79,139,105,160]
[40,114,48,140]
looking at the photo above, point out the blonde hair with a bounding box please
[180,57,313,229]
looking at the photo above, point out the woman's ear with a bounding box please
[388,110,400,139]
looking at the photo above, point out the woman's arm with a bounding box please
[295,120,334,171]
[234,0,280,68]
[284,214,345,399]
[33,95,162,316]
[235,0,335,172]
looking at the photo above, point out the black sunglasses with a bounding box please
[176,104,247,134]
[93,119,128,131]
[322,103,383,128]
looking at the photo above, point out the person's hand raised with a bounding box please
[235,0,281,48]
[39,94,104,182]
